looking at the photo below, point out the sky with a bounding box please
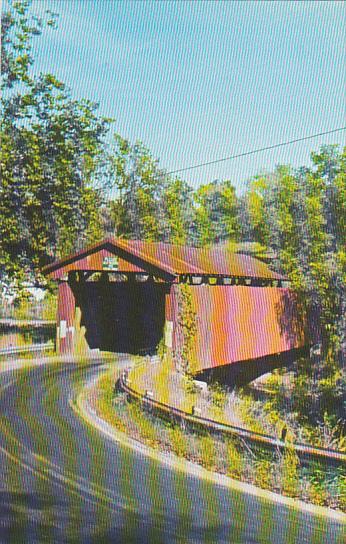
[11,1,346,191]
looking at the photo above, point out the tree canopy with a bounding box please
[244,145,346,371]
[1,0,109,288]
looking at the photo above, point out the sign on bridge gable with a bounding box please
[102,256,119,271]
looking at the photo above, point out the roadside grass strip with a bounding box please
[87,368,346,516]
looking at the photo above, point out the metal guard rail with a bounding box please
[0,343,53,356]
[119,372,346,466]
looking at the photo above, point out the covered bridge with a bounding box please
[43,238,307,383]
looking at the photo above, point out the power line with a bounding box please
[167,127,346,175]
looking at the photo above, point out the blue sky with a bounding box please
[14,1,346,191]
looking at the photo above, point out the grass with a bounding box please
[281,446,300,497]
[168,425,189,458]
[249,365,346,452]
[0,295,58,321]
[126,400,162,447]
[94,373,127,433]
[0,323,56,364]
[92,368,346,512]
[226,438,243,479]
[199,434,217,470]
[254,458,273,490]
[129,356,200,413]
[152,355,175,405]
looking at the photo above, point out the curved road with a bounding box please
[0,361,344,543]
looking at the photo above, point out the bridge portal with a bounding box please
[71,277,167,354]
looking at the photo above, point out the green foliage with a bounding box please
[95,373,346,511]
[198,434,216,470]
[209,382,227,409]
[245,145,346,407]
[194,180,240,246]
[173,284,197,375]
[108,135,197,244]
[226,439,243,479]
[96,374,127,433]
[281,446,300,497]
[236,393,266,435]
[168,425,188,457]
[1,0,109,289]
[307,465,330,506]
[40,292,57,320]
[1,0,57,89]
[245,175,270,247]
[1,293,57,321]
[127,400,159,446]
[109,136,164,241]
[289,357,345,432]
[254,458,273,490]
[339,474,346,511]
[156,334,166,360]
[163,178,196,244]
[318,413,346,451]
[240,368,345,452]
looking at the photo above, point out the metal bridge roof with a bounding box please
[42,238,285,280]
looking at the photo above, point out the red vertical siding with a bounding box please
[56,282,76,353]
[171,284,306,371]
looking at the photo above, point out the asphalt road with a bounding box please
[0,362,344,544]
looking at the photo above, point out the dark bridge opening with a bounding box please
[72,279,167,355]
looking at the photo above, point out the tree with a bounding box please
[0,1,109,288]
[162,178,196,245]
[107,135,197,244]
[1,0,56,89]
[242,148,345,423]
[193,180,240,246]
[108,135,166,241]
[245,147,346,372]
[245,174,270,248]
[307,146,346,369]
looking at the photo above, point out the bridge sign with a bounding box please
[102,256,119,271]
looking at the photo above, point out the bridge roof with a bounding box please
[42,238,285,280]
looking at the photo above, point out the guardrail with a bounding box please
[120,370,346,467]
[0,343,53,356]
[0,319,55,327]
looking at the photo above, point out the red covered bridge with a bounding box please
[43,238,308,384]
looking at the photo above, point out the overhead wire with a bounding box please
[166,127,346,175]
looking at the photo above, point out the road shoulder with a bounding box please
[73,371,346,525]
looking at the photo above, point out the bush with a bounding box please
[210,382,227,409]
[316,413,346,451]
[339,475,346,511]
[254,458,273,490]
[308,480,328,506]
